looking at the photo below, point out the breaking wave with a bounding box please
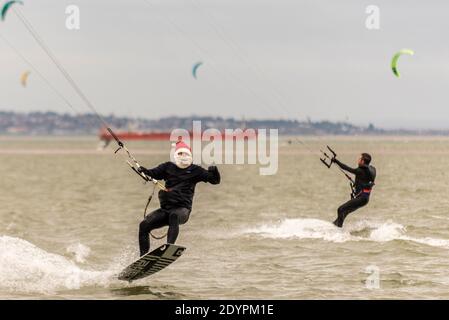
[0,236,126,294]
[243,218,449,249]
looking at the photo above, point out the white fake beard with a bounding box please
[174,154,193,169]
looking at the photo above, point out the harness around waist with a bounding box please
[358,181,375,195]
[354,185,373,197]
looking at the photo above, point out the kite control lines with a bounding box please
[3,3,168,239]
[320,146,356,199]
[107,127,169,240]
[107,127,166,190]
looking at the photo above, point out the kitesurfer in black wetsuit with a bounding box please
[137,140,221,256]
[332,153,376,228]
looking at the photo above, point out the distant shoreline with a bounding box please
[1,110,449,136]
[3,135,449,140]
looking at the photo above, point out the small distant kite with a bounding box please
[1,1,23,21]
[20,70,30,87]
[192,61,203,79]
[391,49,414,78]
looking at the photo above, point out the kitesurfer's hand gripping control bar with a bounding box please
[106,127,167,191]
[320,145,356,198]
[320,145,337,168]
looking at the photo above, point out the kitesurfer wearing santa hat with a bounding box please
[137,140,221,256]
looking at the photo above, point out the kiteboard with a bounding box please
[118,244,186,282]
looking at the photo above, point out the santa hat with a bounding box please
[172,140,192,156]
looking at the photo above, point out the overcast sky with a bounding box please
[0,0,448,129]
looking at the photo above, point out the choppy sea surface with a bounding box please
[1,136,449,299]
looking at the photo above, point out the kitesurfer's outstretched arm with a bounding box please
[139,162,169,180]
[332,159,360,175]
[197,166,221,184]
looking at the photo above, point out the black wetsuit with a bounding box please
[333,159,376,227]
[138,162,220,256]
